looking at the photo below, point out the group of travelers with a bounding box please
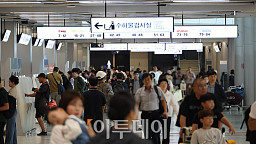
[0,64,254,144]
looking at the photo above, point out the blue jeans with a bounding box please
[5,109,17,144]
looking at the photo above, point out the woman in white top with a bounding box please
[6,75,19,144]
[158,78,179,144]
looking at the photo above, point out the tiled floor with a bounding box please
[16,107,250,144]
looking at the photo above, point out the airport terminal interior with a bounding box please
[0,0,256,144]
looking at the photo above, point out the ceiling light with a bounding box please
[172,0,229,2]
[0,2,41,4]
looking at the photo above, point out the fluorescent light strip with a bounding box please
[0,2,41,4]
[172,0,228,2]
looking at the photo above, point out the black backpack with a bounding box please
[113,82,125,93]
[3,95,16,119]
[240,106,251,141]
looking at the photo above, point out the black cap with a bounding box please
[37,73,46,78]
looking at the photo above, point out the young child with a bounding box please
[48,107,90,144]
[192,93,235,134]
[191,110,226,144]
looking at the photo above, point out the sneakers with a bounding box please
[37,132,47,136]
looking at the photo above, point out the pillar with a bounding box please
[1,21,17,86]
[243,17,254,105]
[87,46,90,70]
[235,18,245,87]
[67,42,74,70]
[227,38,235,76]
[254,17,256,101]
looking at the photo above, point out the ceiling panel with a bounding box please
[0,0,255,26]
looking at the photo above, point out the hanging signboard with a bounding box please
[91,17,174,33]
[128,43,165,52]
[104,32,170,39]
[37,27,103,39]
[172,26,238,38]
[90,43,128,51]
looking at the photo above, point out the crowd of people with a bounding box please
[0,65,253,144]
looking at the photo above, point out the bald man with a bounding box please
[176,78,222,142]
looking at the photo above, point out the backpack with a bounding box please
[97,83,107,92]
[52,73,65,95]
[240,106,251,141]
[3,95,16,119]
[113,82,125,93]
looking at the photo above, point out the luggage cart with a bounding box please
[225,91,243,111]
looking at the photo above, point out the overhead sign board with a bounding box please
[37,27,103,39]
[166,43,203,52]
[128,43,165,52]
[91,17,174,33]
[91,42,202,54]
[104,32,170,39]
[155,43,203,54]
[90,43,127,51]
[172,26,238,38]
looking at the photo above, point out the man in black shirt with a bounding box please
[176,78,222,142]
[83,76,106,133]
[0,77,9,143]
[130,71,143,96]
[25,73,50,136]
[88,91,152,144]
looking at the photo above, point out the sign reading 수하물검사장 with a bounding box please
[91,17,174,33]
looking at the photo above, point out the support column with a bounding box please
[54,44,56,66]
[1,21,17,85]
[86,46,90,70]
[30,27,33,77]
[0,19,1,76]
[244,17,254,105]
[254,17,256,101]
[67,42,74,70]
[235,18,245,87]
[227,39,235,76]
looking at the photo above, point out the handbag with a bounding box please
[46,98,57,109]
[52,73,65,95]
[154,86,168,115]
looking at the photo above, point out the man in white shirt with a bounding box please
[135,73,168,144]
[149,66,161,85]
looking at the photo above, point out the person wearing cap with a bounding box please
[96,71,114,113]
[207,70,227,111]
[25,73,50,136]
[46,67,63,106]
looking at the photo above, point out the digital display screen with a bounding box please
[46,40,55,49]
[2,30,11,42]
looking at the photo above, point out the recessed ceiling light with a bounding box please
[172,0,228,2]
[0,2,41,4]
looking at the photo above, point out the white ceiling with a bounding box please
[0,0,255,26]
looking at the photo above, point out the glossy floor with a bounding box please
[16,107,249,144]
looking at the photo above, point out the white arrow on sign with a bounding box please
[107,60,111,69]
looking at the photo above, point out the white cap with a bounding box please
[96,71,106,79]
